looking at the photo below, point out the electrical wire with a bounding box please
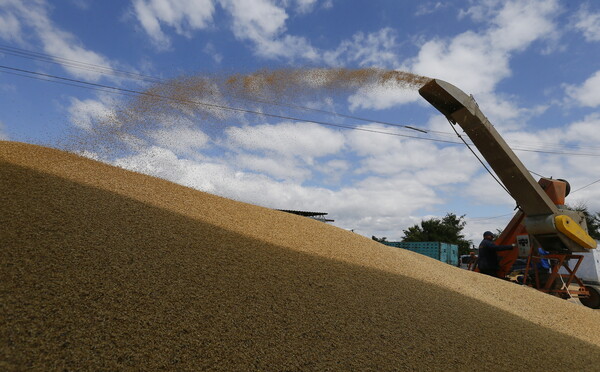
[571,178,600,194]
[469,212,516,221]
[5,44,600,155]
[232,95,430,133]
[0,44,162,83]
[0,69,141,98]
[528,169,546,178]
[0,44,430,134]
[7,43,600,155]
[3,59,600,157]
[0,64,459,143]
[466,176,600,221]
[446,118,514,198]
[8,43,600,154]
[5,45,600,220]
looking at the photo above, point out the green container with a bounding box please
[383,241,458,266]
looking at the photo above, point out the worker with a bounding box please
[467,251,478,271]
[537,247,551,272]
[477,231,515,277]
[535,247,560,290]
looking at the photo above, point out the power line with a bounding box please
[446,118,514,198]
[0,44,430,134]
[528,169,546,178]
[0,44,162,83]
[232,94,430,133]
[6,44,600,155]
[571,178,600,194]
[0,64,458,143]
[469,212,516,221]
[3,62,600,158]
[8,42,600,154]
[0,68,141,98]
[7,43,600,153]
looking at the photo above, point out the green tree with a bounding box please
[402,213,472,255]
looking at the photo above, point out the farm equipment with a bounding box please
[419,79,600,309]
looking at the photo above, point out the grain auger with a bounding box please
[419,79,599,308]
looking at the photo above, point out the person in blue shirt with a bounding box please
[477,231,516,277]
[537,247,551,271]
[534,246,560,290]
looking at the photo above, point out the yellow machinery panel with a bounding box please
[555,215,597,250]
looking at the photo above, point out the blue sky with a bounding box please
[2,0,600,244]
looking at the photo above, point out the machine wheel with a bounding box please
[580,285,600,309]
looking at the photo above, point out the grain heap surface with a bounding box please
[2,140,600,371]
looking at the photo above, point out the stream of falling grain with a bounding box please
[62,68,430,157]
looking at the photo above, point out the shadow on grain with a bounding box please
[2,161,600,371]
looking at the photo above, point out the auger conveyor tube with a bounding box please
[419,79,596,252]
[419,79,557,216]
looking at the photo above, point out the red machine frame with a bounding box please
[523,250,589,299]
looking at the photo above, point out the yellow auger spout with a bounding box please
[555,215,597,249]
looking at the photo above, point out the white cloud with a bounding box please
[233,153,311,181]
[573,5,600,42]
[0,9,21,42]
[348,80,421,111]
[415,2,450,16]
[344,0,560,112]
[0,0,117,81]
[487,0,559,51]
[113,145,309,202]
[344,124,480,184]
[410,0,559,94]
[331,175,442,219]
[104,116,503,240]
[130,0,320,60]
[68,95,117,130]
[220,0,318,60]
[410,31,507,94]
[318,158,349,173]
[323,28,399,68]
[463,171,516,206]
[111,143,447,238]
[210,121,349,182]
[39,30,115,81]
[129,1,399,66]
[148,125,211,155]
[296,0,317,13]
[565,70,600,107]
[131,0,215,50]
[105,112,600,243]
[221,0,286,39]
[468,92,545,131]
[260,34,319,60]
[464,215,514,244]
[224,122,345,162]
[561,113,600,145]
[453,108,600,213]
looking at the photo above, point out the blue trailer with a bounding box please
[383,241,458,266]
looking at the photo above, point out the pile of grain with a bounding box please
[2,140,600,371]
